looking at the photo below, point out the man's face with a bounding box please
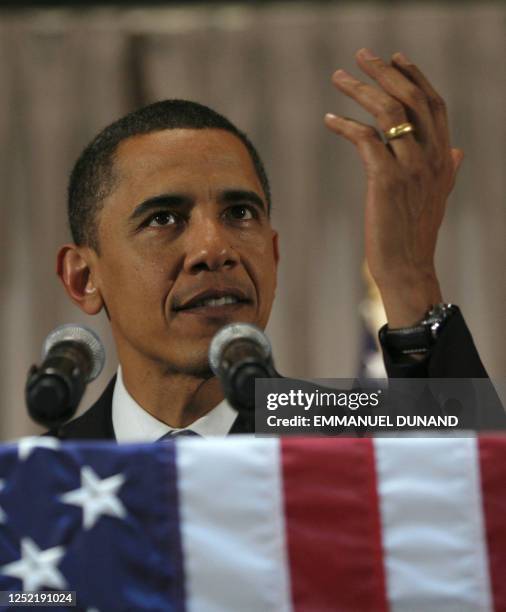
[91,128,278,375]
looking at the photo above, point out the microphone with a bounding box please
[209,323,279,414]
[25,324,105,428]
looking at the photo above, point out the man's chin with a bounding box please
[163,341,215,378]
[163,309,258,375]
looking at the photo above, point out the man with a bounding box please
[51,49,488,441]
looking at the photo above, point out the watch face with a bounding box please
[424,304,454,338]
[429,320,442,340]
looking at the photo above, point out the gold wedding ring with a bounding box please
[385,122,415,141]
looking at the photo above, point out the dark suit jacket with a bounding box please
[49,308,490,440]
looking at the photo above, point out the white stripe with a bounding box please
[176,437,292,612]
[375,437,492,612]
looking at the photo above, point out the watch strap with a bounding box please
[379,303,457,357]
[379,323,432,356]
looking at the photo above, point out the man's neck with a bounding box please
[118,355,225,429]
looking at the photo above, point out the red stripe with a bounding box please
[479,435,506,612]
[281,438,388,612]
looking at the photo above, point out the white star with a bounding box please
[60,466,127,530]
[18,436,60,460]
[0,538,66,591]
[0,480,5,523]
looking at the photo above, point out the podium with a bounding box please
[0,435,505,611]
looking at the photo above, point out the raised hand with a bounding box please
[325,48,464,327]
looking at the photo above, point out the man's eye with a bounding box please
[147,211,177,227]
[225,205,255,221]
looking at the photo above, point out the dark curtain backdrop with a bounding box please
[1,3,504,439]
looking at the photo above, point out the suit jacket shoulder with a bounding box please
[46,376,116,440]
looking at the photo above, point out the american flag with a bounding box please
[0,435,505,611]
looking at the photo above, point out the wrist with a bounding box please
[377,271,442,328]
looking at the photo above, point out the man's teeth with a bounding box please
[193,296,240,308]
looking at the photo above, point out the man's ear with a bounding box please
[56,244,104,315]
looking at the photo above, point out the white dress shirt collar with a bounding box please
[112,366,237,442]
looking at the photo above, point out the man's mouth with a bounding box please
[173,289,252,314]
[188,295,242,309]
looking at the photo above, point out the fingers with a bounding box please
[331,69,408,131]
[331,68,419,162]
[324,113,395,176]
[355,48,439,154]
[330,48,454,172]
[391,52,450,149]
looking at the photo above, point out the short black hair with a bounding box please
[68,99,271,250]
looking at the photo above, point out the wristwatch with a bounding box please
[379,303,457,357]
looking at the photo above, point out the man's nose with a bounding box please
[183,218,239,274]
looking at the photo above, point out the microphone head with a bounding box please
[208,322,272,376]
[42,324,105,382]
